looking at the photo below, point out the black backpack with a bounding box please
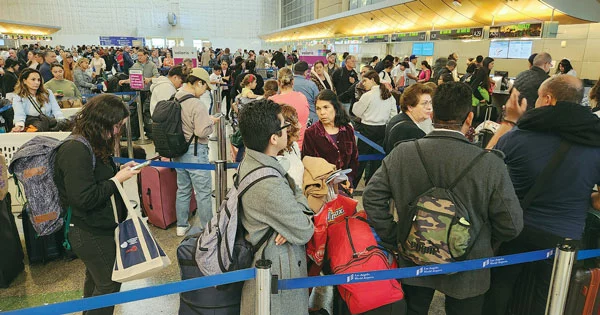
[152,94,197,158]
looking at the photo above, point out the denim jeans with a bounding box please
[173,143,213,229]
[69,225,121,315]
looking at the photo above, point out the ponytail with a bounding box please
[363,70,392,100]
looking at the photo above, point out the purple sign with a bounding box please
[129,70,144,90]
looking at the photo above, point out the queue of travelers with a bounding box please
[2,41,600,315]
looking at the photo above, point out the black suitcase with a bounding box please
[177,236,241,315]
[21,204,64,264]
[0,193,25,287]
[564,268,600,315]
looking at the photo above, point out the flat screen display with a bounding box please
[412,42,434,56]
[508,40,533,59]
[489,41,509,59]
[0,39,4,46]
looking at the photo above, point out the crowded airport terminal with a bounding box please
[2,0,600,314]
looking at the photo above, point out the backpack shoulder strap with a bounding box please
[520,140,571,211]
[237,166,282,197]
[414,140,435,187]
[177,94,196,104]
[448,150,488,190]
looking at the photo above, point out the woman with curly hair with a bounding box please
[54,94,142,315]
[277,104,303,188]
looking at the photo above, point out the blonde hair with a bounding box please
[75,57,89,69]
[278,67,294,88]
[14,68,49,105]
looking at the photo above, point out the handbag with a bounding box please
[26,95,57,132]
[110,178,170,282]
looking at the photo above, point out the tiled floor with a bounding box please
[1,135,446,315]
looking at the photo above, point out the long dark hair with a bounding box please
[316,89,351,127]
[471,57,494,90]
[557,59,573,75]
[14,68,49,105]
[362,70,392,100]
[72,94,129,163]
[421,61,432,71]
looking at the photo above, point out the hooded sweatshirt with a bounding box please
[150,76,177,115]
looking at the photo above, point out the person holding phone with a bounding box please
[53,94,140,315]
[44,63,82,99]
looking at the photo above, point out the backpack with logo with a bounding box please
[151,94,197,158]
[398,140,487,265]
[8,135,95,236]
[195,166,281,275]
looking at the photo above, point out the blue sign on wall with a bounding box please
[99,36,145,47]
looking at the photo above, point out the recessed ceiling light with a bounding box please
[453,0,462,7]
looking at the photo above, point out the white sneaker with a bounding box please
[176,225,191,237]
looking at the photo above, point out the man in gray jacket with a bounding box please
[363,82,523,315]
[237,99,315,315]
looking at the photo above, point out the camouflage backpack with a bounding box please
[399,140,487,265]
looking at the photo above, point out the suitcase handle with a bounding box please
[146,188,153,210]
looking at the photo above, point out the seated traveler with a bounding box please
[11,68,65,132]
[44,63,82,99]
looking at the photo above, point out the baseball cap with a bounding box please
[189,68,215,89]
[410,54,418,61]
[294,61,309,73]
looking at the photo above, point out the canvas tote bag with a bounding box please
[110,178,170,282]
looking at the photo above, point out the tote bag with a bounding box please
[110,178,170,282]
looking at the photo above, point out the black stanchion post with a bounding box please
[134,91,151,145]
[125,116,134,158]
[546,241,577,315]
[255,259,272,315]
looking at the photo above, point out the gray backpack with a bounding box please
[9,135,95,236]
[195,166,281,275]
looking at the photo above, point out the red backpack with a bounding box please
[327,211,404,314]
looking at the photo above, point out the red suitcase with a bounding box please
[139,166,196,229]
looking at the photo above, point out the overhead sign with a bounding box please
[489,23,542,39]
[391,32,427,42]
[99,36,146,47]
[172,46,198,68]
[430,28,484,40]
[334,37,363,45]
[364,35,389,43]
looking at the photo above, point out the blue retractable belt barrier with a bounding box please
[1,268,256,315]
[0,104,12,114]
[355,131,385,155]
[358,154,386,162]
[278,249,556,290]
[81,92,138,99]
[112,157,239,170]
[3,249,600,314]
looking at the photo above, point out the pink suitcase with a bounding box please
[139,166,196,229]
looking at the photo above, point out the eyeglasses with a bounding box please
[273,122,291,134]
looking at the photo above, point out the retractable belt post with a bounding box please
[546,241,577,315]
[212,85,228,206]
[255,259,272,315]
[134,91,151,145]
[125,114,134,158]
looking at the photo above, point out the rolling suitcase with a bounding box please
[0,193,25,287]
[139,165,196,229]
[21,204,64,264]
[564,268,600,315]
[177,236,241,315]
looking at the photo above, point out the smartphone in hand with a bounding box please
[130,160,151,171]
